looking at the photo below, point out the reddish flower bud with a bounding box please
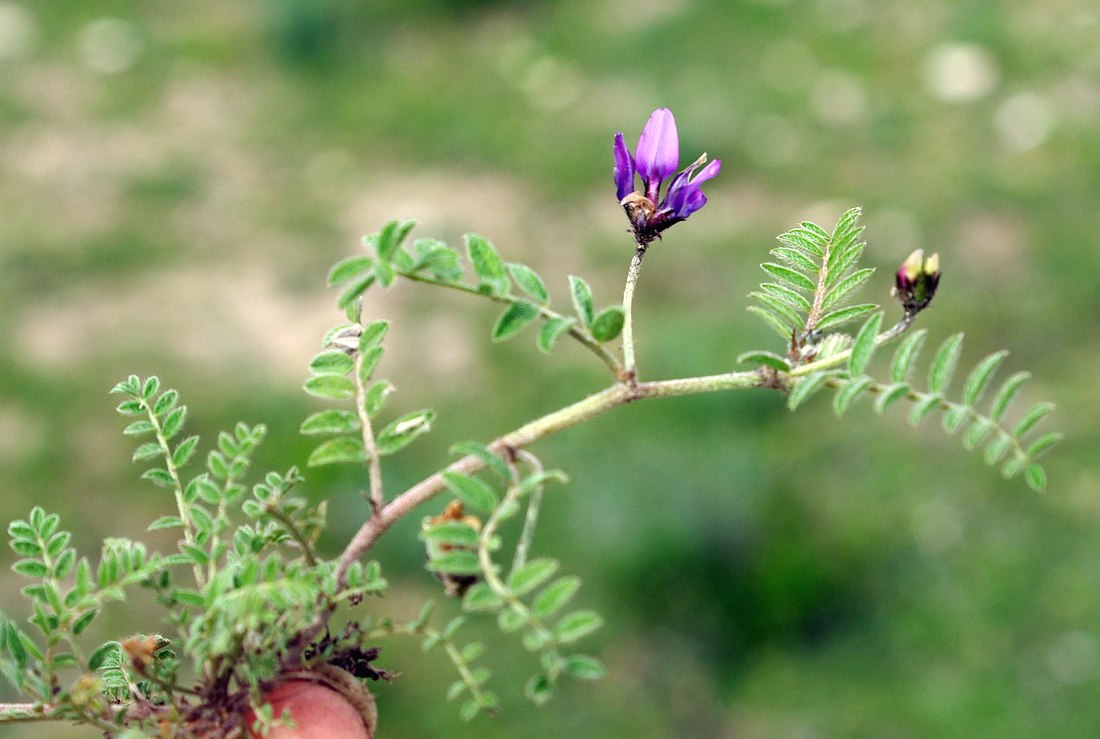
[893,249,940,315]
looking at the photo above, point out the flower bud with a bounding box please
[893,249,940,315]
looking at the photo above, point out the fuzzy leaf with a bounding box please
[466,234,510,296]
[737,351,791,371]
[821,267,874,310]
[848,312,883,377]
[990,371,1031,422]
[1025,463,1047,493]
[1025,432,1063,459]
[759,282,812,313]
[568,276,595,327]
[777,228,825,257]
[507,263,550,304]
[553,610,603,644]
[377,410,435,455]
[507,558,559,597]
[148,516,183,531]
[815,303,876,331]
[307,437,367,466]
[537,316,575,353]
[771,246,818,272]
[891,329,928,384]
[450,441,511,480]
[172,435,200,468]
[375,220,416,261]
[564,654,606,680]
[908,393,943,425]
[463,583,505,612]
[750,292,802,329]
[532,576,581,618]
[928,333,964,394]
[962,351,1008,407]
[300,409,360,435]
[1012,402,1055,439]
[420,521,479,548]
[748,305,795,338]
[761,262,815,292]
[302,375,355,400]
[429,551,481,576]
[309,350,355,376]
[337,274,376,310]
[328,255,374,287]
[492,301,541,342]
[833,376,873,416]
[788,372,830,410]
[589,307,625,343]
[442,472,498,514]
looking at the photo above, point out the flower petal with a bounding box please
[613,132,636,201]
[664,158,721,219]
[634,108,679,198]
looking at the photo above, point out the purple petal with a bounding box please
[634,108,679,199]
[664,158,721,219]
[613,132,636,201]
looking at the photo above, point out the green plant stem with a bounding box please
[511,451,543,574]
[787,313,914,378]
[354,347,385,512]
[620,245,647,380]
[335,368,759,583]
[143,400,204,588]
[399,271,622,375]
[266,507,318,568]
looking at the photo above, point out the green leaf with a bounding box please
[983,434,1012,465]
[750,291,802,329]
[492,301,541,342]
[173,435,200,468]
[161,406,186,439]
[374,258,395,289]
[990,371,1030,422]
[942,404,970,433]
[525,674,554,705]
[821,267,875,310]
[462,583,505,612]
[141,376,160,400]
[122,420,155,436]
[359,320,389,351]
[299,409,360,435]
[466,234,510,296]
[1025,463,1047,493]
[152,389,178,416]
[891,329,928,383]
[908,393,943,425]
[736,351,790,371]
[507,263,550,304]
[132,443,164,462]
[377,410,435,455]
[307,437,367,466]
[357,345,385,385]
[12,559,48,578]
[376,220,416,261]
[413,239,463,281]
[141,468,175,488]
[148,516,183,531]
[848,312,883,377]
[532,576,581,618]
[759,282,812,313]
[420,521,479,548]
[962,351,1008,407]
[568,276,595,327]
[88,641,120,671]
[761,262,815,291]
[442,472,499,514]
[815,303,877,331]
[928,333,964,394]
[302,375,355,400]
[309,350,355,376]
[748,305,795,338]
[553,610,603,644]
[507,558,559,597]
[788,372,830,410]
[450,441,511,480]
[963,417,994,450]
[364,380,393,416]
[777,228,825,257]
[1025,432,1063,459]
[589,307,625,343]
[537,316,576,353]
[72,610,97,636]
[328,255,374,287]
[115,400,143,415]
[833,376,873,416]
[771,246,818,272]
[1012,402,1055,438]
[564,654,606,680]
[429,551,481,575]
[337,273,376,310]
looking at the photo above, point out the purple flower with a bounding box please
[893,249,941,315]
[613,108,721,245]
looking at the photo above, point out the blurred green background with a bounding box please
[2,0,1098,736]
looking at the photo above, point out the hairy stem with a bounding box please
[510,451,544,574]
[354,347,385,512]
[620,245,648,381]
[399,271,622,375]
[787,313,914,378]
[335,369,759,583]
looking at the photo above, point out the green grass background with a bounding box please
[1,0,1099,736]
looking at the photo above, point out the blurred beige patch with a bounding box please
[0,404,45,466]
[953,212,1027,278]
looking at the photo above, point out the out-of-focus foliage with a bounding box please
[1,0,1098,736]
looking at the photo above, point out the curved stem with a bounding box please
[335,369,760,583]
[399,271,622,375]
[620,245,648,380]
[354,347,384,513]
